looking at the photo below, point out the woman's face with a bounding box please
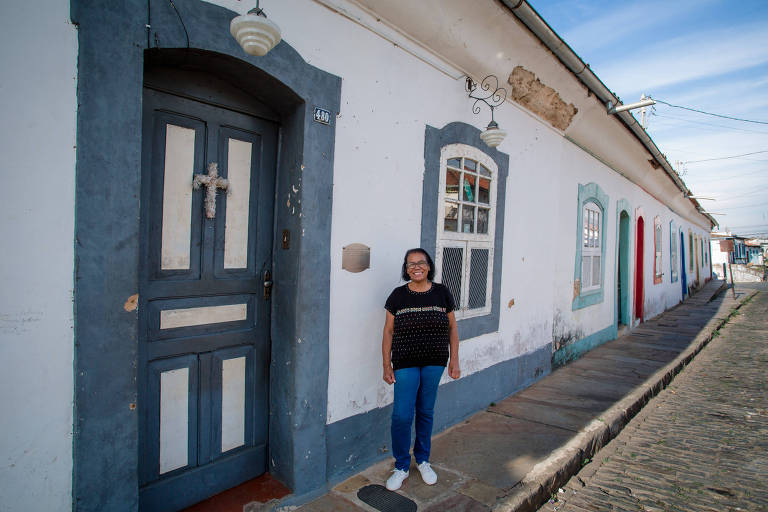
[406,252,430,283]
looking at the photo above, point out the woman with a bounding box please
[382,248,460,491]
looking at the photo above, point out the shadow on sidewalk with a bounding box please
[288,280,755,511]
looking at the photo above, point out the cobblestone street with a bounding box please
[539,288,768,512]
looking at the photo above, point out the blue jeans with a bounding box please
[391,366,444,471]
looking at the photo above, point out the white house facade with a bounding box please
[0,0,714,510]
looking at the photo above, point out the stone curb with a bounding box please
[491,288,758,512]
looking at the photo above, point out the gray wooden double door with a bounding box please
[138,81,277,511]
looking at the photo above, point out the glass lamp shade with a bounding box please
[479,124,507,148]
[230,11,281,57]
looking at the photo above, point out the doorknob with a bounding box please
[263,270,273,300]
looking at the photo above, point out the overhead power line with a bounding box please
[653,98,768,125]
[684,150,768,164]
[651,112,768,135]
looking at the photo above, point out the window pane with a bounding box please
[583,210,589,247]
[478,164,491,177]
[462,174,476,202]
[462,206,475,233]
[478,178,490,204]
[447,158,461,169]
[582,255,591,288]
[463,159,476,172]
[592,255,601,286]
[594,211,600,248]
[468,248,489,309]
[477,208,489,234]
[442,247,463,307]
[444,201,458,232]
[445,169,460,200]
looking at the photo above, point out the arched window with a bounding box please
[581,201,602,292]
[436,144,497,318]
[654,216,663,284]
[573,183,609,310]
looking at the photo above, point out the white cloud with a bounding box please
[559,0,717,55]
[596,23,768,97]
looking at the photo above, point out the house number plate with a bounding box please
[313,107,331,125]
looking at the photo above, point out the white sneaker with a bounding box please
[385,468,409,491]
[417,461,437,485]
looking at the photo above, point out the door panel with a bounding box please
[139,87,277,511]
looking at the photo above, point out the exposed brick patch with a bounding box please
[507,66,578,131]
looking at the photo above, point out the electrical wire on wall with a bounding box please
[652,98,768,126]
[145,0,190,49]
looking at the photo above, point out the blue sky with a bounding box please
[530,0,768,237]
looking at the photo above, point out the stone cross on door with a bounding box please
[193,162,229,219]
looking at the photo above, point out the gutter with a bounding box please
[500,0,717,229]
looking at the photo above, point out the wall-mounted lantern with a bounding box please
[466,75,508,148]
[230,1,282,57]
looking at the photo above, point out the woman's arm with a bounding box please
[382,311,396,384]
[447,311,460,379]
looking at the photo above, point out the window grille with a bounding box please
[468,248,489,309]
[441,246,463,308]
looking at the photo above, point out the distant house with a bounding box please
[711,233,761,266]
[746,240,764,265]
[1,1,716,510]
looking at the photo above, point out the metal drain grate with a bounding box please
[357,484,417,512]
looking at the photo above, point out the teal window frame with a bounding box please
[669,220,679,282]
[573,183,609,310]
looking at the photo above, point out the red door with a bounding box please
[634,217,644,320]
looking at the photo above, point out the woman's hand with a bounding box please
[383,365,396,385]
[448,358,460,380]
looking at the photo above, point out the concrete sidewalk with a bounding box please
[272,280,753,512]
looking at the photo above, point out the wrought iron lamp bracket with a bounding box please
[466,75,507,124]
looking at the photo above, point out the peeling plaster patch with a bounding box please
[551,310,584,353]
[123,294,138,312]
[507,298,515,308]
[508,66,578,131]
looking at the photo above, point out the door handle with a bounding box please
[263,270,273,300]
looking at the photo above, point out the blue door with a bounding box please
[680,231,687,297]
[138,71,278,511]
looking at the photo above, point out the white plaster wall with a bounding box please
[0,1,78,510]
[206,0,713,424]
[711,241,729,267]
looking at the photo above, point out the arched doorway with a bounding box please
[72,2,343,504]
[680,231,687,297]
[634,216,645,321]
[137,57,281,510]
[617,211,630,326]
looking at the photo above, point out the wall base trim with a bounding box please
[552,323,616,368]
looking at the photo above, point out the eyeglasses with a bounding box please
[406,260,429,269]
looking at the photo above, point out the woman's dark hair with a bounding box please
[401,248,436,281]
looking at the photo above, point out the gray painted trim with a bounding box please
[72,0,340,508]
[325,344,551,483]
[572,182,610,311]
[421,123,509,340]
